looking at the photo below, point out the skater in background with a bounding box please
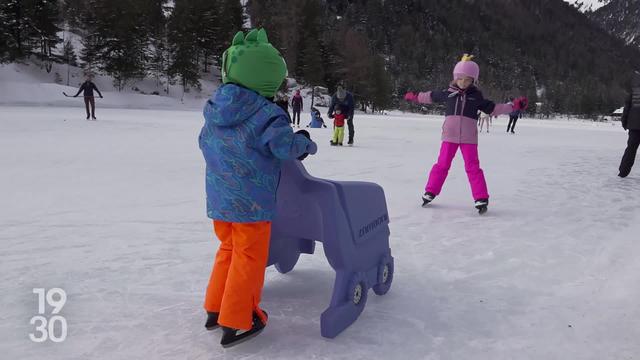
[73,75,103,120]
[404,54,514,213]
[618,70,640,178]
[275,83,291,122]
[506,97,518,133]
[291,89,303,127]
[199,28,318,348]
[307,106,327,128]
[478,110,492,133]
[328,82,355,145]
[507,96,528,133]
[330,105,346,146]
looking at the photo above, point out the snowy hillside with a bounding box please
[0,60,220,110]
[590,0,640,46]
[566,0,610,12]
[0,60,320,113]
[1,105,639,360]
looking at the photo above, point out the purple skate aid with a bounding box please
[269,160,394,338]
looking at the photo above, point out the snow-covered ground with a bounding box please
[1,106,639,360]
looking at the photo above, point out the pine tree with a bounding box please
[195,0,222,74]
[0,0,62,66]
[296,0,325,85]
[167,0,201,94]
[78,0,102,74]
[77,0,149,89]
[143,0,170,88]
[24,0,61,72]
[61,0,87,31]
[0,2,15,62]
[0,0,27,62]
[62,39,77,66]
[104,0,149,89]
[368,55,392,112]
[248,0,301,79]
[220,0,246,42]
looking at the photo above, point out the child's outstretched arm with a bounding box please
[478,99,514,117]
[404,90,448,104]
[258,115,318,160]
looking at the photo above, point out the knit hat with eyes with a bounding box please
[221,28,288,98]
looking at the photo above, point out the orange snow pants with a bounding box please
[204,220,271,330]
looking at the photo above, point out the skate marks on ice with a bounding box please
[516,150,640,234]
[384,139,640,358]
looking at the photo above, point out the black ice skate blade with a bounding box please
[205,324,220,330]
[220,327,265,348]
[477,206,488,215]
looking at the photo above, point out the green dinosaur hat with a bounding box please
[221,28,288,98]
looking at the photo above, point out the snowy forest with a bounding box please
[1,0,640,115]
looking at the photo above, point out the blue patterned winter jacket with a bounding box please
[199,84,314,222]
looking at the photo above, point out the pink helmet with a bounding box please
[453,54,480,81]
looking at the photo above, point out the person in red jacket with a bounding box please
[330,105,346,146]
[507,96,528,133]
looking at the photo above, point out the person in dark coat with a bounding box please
[274,82,291,123]
[618,70,640,178]
[291,89,303,128]
[328,82,355,145]
[73,75,103,120]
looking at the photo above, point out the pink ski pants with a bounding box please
[425,141,489,200]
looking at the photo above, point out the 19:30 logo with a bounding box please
[29,288,67,343]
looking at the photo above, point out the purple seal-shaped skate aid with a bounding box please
[268,160,394,338]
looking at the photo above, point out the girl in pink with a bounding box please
[404,54,515,214]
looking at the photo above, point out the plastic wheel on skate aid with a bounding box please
[348,274,369,309]
[372,256,394,295]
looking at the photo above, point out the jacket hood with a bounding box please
[204,84,267,127]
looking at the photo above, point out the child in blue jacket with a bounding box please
[198,28,317,348]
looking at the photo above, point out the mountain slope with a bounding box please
[251,0,640,114]
[590,0,640,47]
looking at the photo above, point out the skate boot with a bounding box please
[220,311,268,348]
[475,199,489,214]
[205,312,219,330]
[421,192,435,207]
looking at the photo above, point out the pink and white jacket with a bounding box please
[416,85,513,144]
